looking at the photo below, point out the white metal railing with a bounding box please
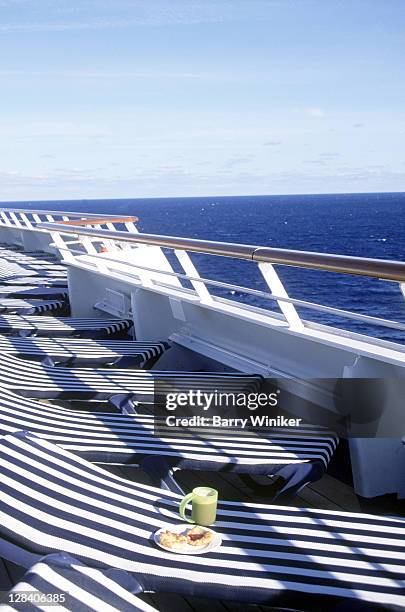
[37,221,405,344]
[0,209,138,234]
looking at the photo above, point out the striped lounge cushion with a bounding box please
[0,431,403,610]
[0,384,337,468]
[0,316,132,338]
[0,252,57,260]
[0,337,168,366]
[0,299,66,315]
[0,265,66,280]
[0,258,65,272]
[0,286,68,299]
[0,247,56,256]
[3,278,67,287]
[0,250,57,260]
[0,254,59,265]
[0,354,262,400]
[2,552,156,612]
[0,262,65,272]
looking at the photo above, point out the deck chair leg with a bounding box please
[110,393,138,413]
[19,307,39,315]
[140,456,185,496]
[272,462,325,502]
[41,356,57,367]
[41,356,79,367]
[18,330,37,337]
[109,355,144,369]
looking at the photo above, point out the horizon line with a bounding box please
[1,190,405,205]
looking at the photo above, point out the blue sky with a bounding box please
[0,0,404,200]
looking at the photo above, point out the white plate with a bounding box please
[153,524,222,555]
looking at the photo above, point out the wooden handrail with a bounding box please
[0,209,121,218]
[55,216,138,226]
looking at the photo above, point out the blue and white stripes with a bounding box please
[0,384,337,468]
[0,337,168,366]
[0,432,403,609]
[0,316,133,337]
[2,552,156,612]
[0,354,262,399]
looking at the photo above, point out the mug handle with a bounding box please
[179,492,195,523]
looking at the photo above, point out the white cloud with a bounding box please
[1,163,404,201]
[319,152,340,158]
[0,69,241,82]
[0,120,111,139]
[306,107,326,118]
[0,0,273,32]
[223,156,254,168]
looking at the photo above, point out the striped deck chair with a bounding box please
[0,337,169,367]
[0,385,337,499]
[0,271,67,281]
[0,250,56,256]
[3,552,156,612]
[0,248,59,263]
[0,257,61,268]
[0,353,262,400]
[0,265,66,282]
[0,285,68,299]
[0,245,55,254]
[0,316,133,338]
[3,277,67,287]
[0,298,67,315]
[0,273,67,285]
[0,432,403,611]
[0,256,65,271]
[0,252,59,263]
[0,261,66,275]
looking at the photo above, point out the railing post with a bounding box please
[124,221,138,233]
[121,221,138,253]
[0,211,11,225]
[50,231,76,263]
[101,223,118,251]
[175,249,212,304]
[81,236,98,256]
[19,212,33,229]
[93,224,115,253]
[258,262,303,330]
[9,212,22,228]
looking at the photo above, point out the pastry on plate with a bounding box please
[186,526,214,547]
[158,526,214,550]
[158,530,188,549]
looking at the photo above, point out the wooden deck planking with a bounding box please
[113,464,376,513]
[146,592,194,612]
[298,472,361,511]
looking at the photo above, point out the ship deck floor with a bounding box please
[1,463,403,611]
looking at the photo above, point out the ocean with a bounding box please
[3,192,405,343]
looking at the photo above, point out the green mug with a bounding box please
[179,487,218,526]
